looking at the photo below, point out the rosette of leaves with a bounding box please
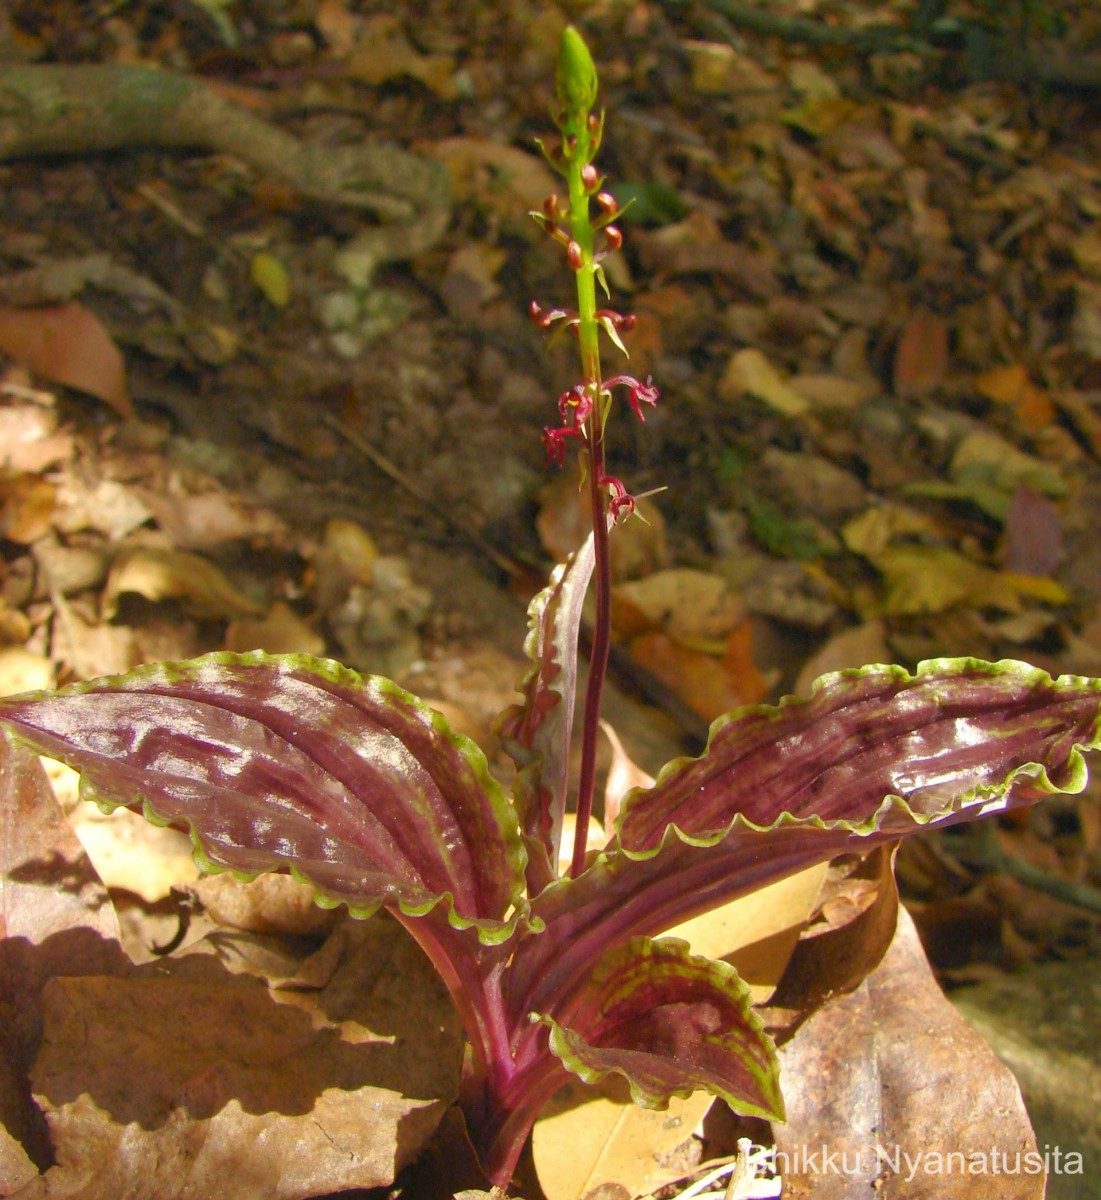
[1,533,1099,1187]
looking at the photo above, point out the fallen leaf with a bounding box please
[250,251,291,308]
[788,371,877,410]
[871,545,1023,616]
[225,601,326,657]
[430,137,557,220]
[773,906,1043,1198]
[893,309,949,398]
[0,401,73,474]
[50,475,153,542]
[0,731,127,1184]
[0,303,132,418]
[974,363,1056,433]
[627,623,767,724]
[0,475,55,544]
[951,429,1068,501]
[684,40,781,99]
[192,874,337,939]
[601,722,654,838]
[29,916,463,1199]
[999,485,1063,576]
[0,647,55,698]
[721,348,810,417]
[344,14,457,98]
[50,597,138,679]
[138,485,287,551]
[102,545,264,620]
[68,805,199,903]
[533,1077,713,1200]
[613,569,746,646]
[794,621,891,698]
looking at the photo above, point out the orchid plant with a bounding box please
[1,27,1100,1194]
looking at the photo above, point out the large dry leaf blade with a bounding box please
[0,729,126,1189]
[773,906,1044,1198]
[22,917,463,1200]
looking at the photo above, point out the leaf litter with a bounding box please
[2,0,1101,1195]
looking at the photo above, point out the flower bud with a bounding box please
[581,164,599,192]
[603,225,622,252]
[567,240,584,270]
[556,26,598,117]
[596,191,618,216]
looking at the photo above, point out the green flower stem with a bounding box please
[565,118,607,881]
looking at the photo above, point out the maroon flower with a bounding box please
[604,374,659,421]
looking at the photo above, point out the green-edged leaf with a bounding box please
[535,936,782,1120]
[495,538,596,890]
[618,658,1101,851]
[0,652,525,940]
[510,658,1101,1022]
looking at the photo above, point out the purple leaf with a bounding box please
[618,658,1101,850]
[537,936,783,1120]
[0,652,526,940]
[510,659,1101,1023]
[495,536,595,890]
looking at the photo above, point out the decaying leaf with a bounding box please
[721,348,810,417]
[102,545,264,620]
[773,907,1044,1198]
[27,916,464,1199]
[0,303,132,419]
[893,309,949,398]
[0,731,127,1187]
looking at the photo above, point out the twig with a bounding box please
[954,820,1101,916]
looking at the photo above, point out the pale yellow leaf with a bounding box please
[251,252,291,308]
[102,545,264,620]
[720,348,809,416]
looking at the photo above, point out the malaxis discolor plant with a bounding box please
[1,27,1100,1192]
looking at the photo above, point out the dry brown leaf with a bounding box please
[139,485,287,552]
[50,475,152,542]
[794,621,891,698]
[601,721,655,838]
[0,648,55,698]
[343,14,457,98]
[893,309,949,398]
[773,906,1043,1198]
[533,1078,713,1200]
[192,874,337,939]
[50,596,138,680]
[225,601,326,657]
[430,137,558,219]
[68,805,198,903]
[627,625,766,724]
[0,303,132,419]
[0,402,73,474]
[613,568,746,646]
[28,917,463,1200]
[721,348,810,417]
[0,732,127,1186]
[102,545,264,621]
[668,864,829,1005]
[0,476,55,544]
[974,363,1056,433]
